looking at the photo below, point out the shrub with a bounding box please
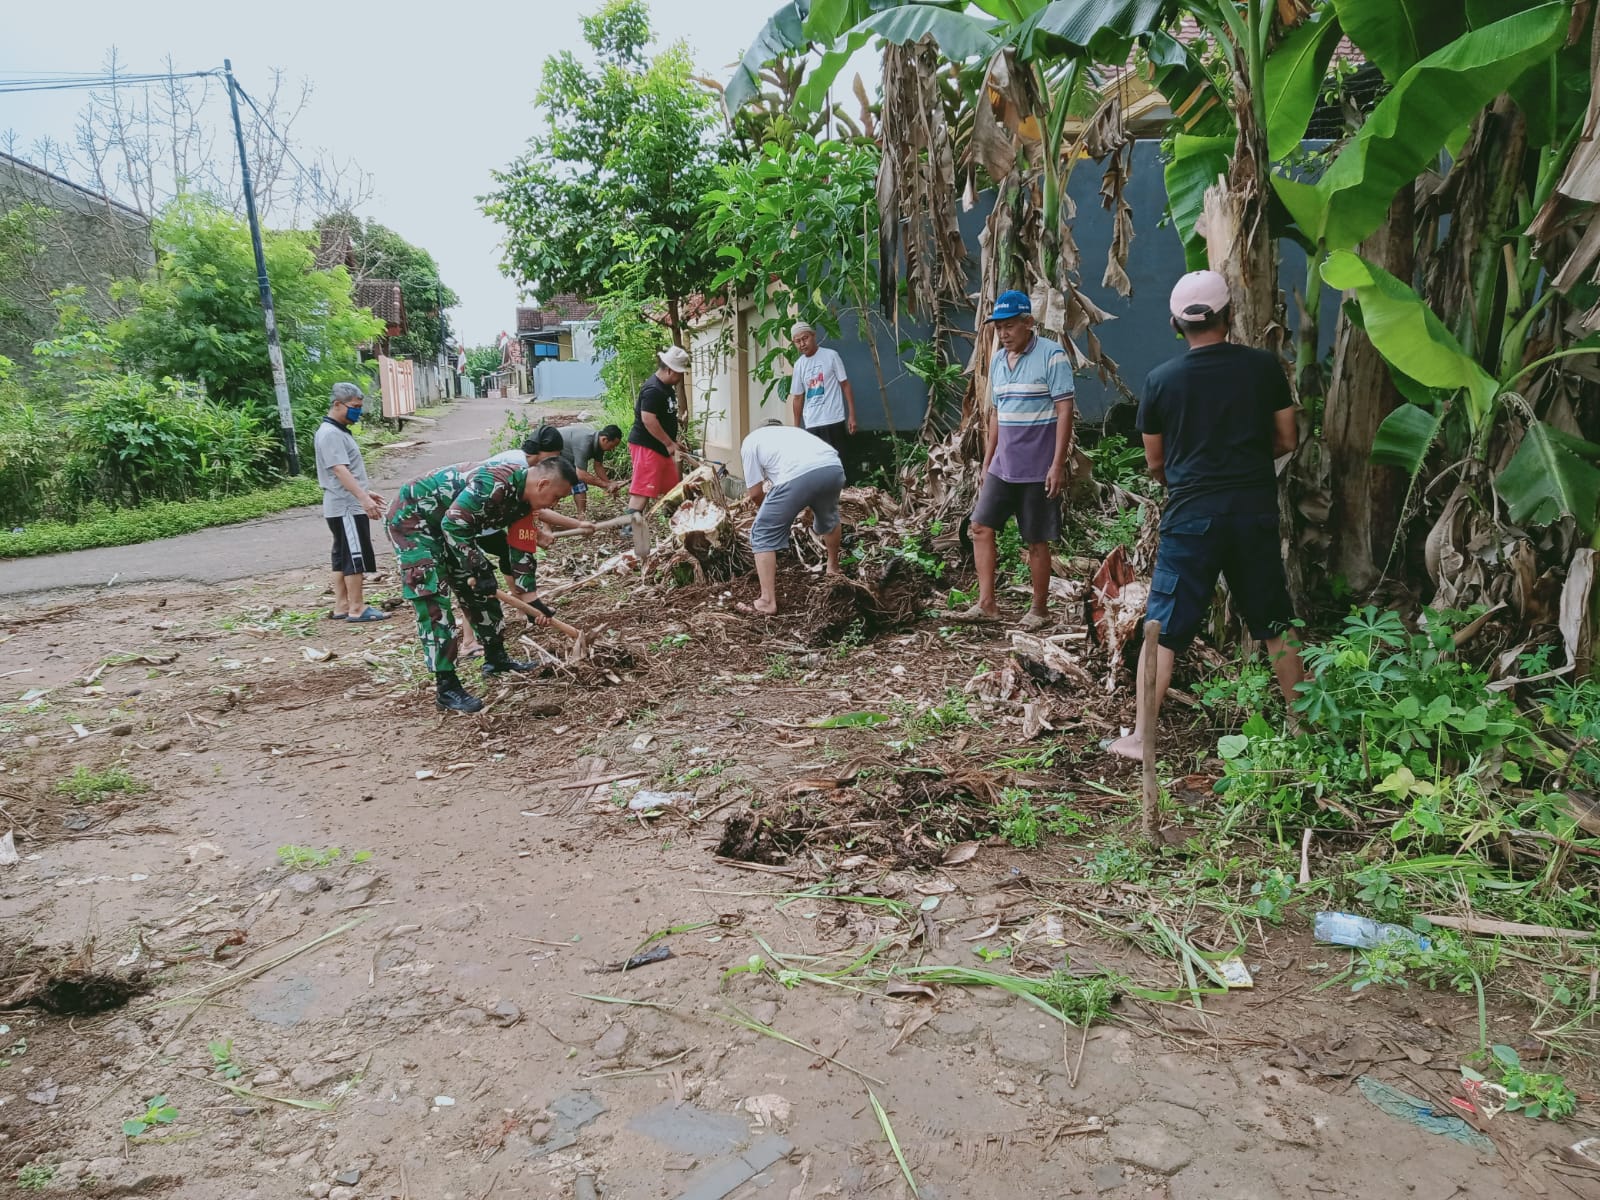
[53,373,274,514]
[0,363,55,526]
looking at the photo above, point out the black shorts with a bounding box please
[476,529,514,577]
[971,473,1062,544]
[1145,511,1295,651]
[327,514,376,576]
[805,420,849,453]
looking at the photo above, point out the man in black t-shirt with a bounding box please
[628,345,689,513]
[1107,270,1306,761]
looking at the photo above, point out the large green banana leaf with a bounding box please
[1498,420,1600,535]
[726,1,817,113]
[1322,250,1500,427]
[1263,12,1343,161]
[1370,403,1444,475]
[847,4,1004,61]
[1164,133,1233,271]
[1018,0,1173,60]
[1273,3,1569,250]
[1330,0,1463,82]
[1142,29,1231,137]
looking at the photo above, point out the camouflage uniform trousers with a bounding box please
[385,492,505,675]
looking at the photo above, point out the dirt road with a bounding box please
[0,393,545,601]
[0,435,1581,1198]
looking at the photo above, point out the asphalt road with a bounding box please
[0,394,568,601]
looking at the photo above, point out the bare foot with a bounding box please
[736,599,779,616]
[1105,733,1144,761]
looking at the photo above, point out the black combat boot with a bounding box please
[481,636,535,676]
[435,672,484,713]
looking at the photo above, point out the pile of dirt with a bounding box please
[0,944,149,1015]
[718,765,1004,869]
[804,556,934,646]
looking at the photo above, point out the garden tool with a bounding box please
[549,512,636,540]
[495,589,593,662]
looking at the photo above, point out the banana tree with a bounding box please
[1326,249,1600,630]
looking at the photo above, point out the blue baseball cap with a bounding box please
[987,289,1032,321]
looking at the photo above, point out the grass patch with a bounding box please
[54,764,146,804]
[0,478,321,559]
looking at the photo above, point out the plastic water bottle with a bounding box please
[1313,912,1430,951]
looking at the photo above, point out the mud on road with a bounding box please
[0,539,1586,1199]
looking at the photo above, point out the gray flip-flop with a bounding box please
[950,605,1000,624]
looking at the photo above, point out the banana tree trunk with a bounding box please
[1326,185,1415,592]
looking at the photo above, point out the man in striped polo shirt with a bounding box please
[959,290,1075,631]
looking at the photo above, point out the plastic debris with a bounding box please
[603,944,674,972]
[1356,1076,1494,1153]
[628,790,690,812]
[0,830,17,867]
[1313,912,1430,951]
[1215,956,1254,989]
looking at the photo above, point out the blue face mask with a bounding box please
[344,405,363,423]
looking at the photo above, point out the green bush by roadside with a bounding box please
[0,477,322,559]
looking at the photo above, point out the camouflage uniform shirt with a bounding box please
[386,461,540,597]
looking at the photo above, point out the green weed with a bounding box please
[15,1163,54,1191]
[995,788,1087,848]
[1465,1045,1578,1120]
[208,1038,242,1081]
[275,845,358,871]
[122,1094,179,1138]
[54,764,146,804]
[765,653,793,680]
[652,632,692,652]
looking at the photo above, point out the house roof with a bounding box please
[0,151,148,221]
[355,279,406,328]
[315,224,358,272]
[517,293,597,333]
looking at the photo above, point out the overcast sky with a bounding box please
[1,0,830,346]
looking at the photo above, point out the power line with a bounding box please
[0,70,219,95]
[230,81,341,211]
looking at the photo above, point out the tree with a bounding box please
[1,51,373,223]
[340,215,459,362]
[706,134,895,422]
[482,0,724,352]
[464,345,504,392]
[112,196,383,469]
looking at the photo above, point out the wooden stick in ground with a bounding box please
[1140,619,1160,841]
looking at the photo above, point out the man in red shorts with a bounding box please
[627,345,689,512]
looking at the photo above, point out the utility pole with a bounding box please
[225,58,300,474]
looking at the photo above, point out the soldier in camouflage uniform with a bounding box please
[386,456,578,712]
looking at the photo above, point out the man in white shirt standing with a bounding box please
[788,323,857,455]
[313,382,390,623]
[738,422,847,616]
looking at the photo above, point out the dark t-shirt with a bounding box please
[628,375,679,457]
[1136,342,1291,529]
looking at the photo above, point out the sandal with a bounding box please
[1018,611,1051,632]
[951,605,1000,624]
[324,611,349,620]
[345,607,392,623]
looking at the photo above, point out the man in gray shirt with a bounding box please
[313,382,391,622]
[556,423,623,516]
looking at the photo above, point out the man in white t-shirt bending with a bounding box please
[738,423,847,616]
[788,323,856,454]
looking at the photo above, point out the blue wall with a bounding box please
[827,140,1336,429]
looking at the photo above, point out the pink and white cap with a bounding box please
[1168,270,1230,320]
